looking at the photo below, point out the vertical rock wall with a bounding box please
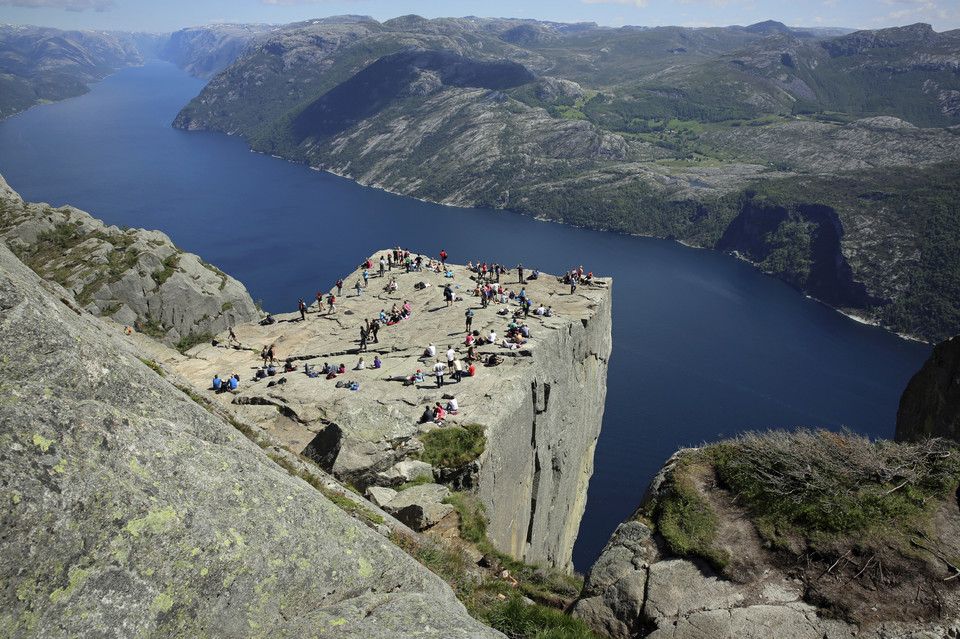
[477,289,612,572]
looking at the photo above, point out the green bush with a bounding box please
[175,331,213,354]
[707,429,960,548]
[415,423,486,468]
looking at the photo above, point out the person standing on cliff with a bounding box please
[336,278,343,296]
[299,298,306,321]
[517,263,524,284]
[315,292,325,314]
[433,358,446,388]
[465,308,474,332]
[379,256,386,277]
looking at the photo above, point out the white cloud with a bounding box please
[0,0,112,10]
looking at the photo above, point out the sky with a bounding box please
[0,0,958,34]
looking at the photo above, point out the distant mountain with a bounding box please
[0,24,143,120]
[173,17,960,340]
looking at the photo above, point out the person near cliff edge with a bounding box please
[433,358,446,387]
[299,297,306,321]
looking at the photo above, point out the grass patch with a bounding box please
[414,423,486,468]
[137,316,167,339]
[481,594,597,639]
[642,458,730,571]
[395,473,436,491]
[444,492,487,544]
[137,358,164,377]
[151,254,180,286]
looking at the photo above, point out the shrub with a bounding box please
[175,331,213,354]
[707,429,960,548]
[415,423,486,468]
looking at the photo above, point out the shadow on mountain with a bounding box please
[291,50,535,141]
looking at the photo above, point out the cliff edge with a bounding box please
[571,428,960,638]
[0,243,503,637]
[172,253,612,572]
[895,334,960,444]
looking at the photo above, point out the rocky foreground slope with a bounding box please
[0,242,504,637]
[0,173,259,347]
[170,253,612,571]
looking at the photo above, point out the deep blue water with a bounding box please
[0,61,933,572]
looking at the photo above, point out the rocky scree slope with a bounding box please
[0,173,259,347]
[172,17,960,341]
[174,253,612,573]
[0,242,504,638]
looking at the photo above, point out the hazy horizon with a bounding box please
[1,0,957,35]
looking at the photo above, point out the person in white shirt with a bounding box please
[433,359,446,388]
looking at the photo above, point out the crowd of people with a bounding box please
[217,248,595,428]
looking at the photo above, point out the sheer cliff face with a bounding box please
[0,245,503,638]
[895,334,960,444]
[477,290,612,572]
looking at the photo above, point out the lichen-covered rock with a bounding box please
[0,244,502,638]
[0,173,259,346]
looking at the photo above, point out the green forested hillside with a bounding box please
[167,17,959,341]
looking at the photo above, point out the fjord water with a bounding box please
[0,61,932,571]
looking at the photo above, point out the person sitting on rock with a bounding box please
[487,330,497,345]
[419,405,436,423]
[212,374,222,391]
[422,343,436,359]
[413,369,425,383]
[486,353,503,367]
[228,374,240,391]
[260,313,275,326]
[446,397,459,413]
[354,357,365,370]
[433,402,446,423]
[338,363,346,374]
[372,356,382,369]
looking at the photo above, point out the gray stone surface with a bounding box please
[174,250,612,570]
[0,173,260,346]
[0,244,503,638]
[366,486,399,508]
[384,483,454,530]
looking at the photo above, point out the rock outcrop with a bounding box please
[0,243,503,637]
[895,334,960,443]
[0,173,260,346]
[172,253,612,572]
[572,436,960,639]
